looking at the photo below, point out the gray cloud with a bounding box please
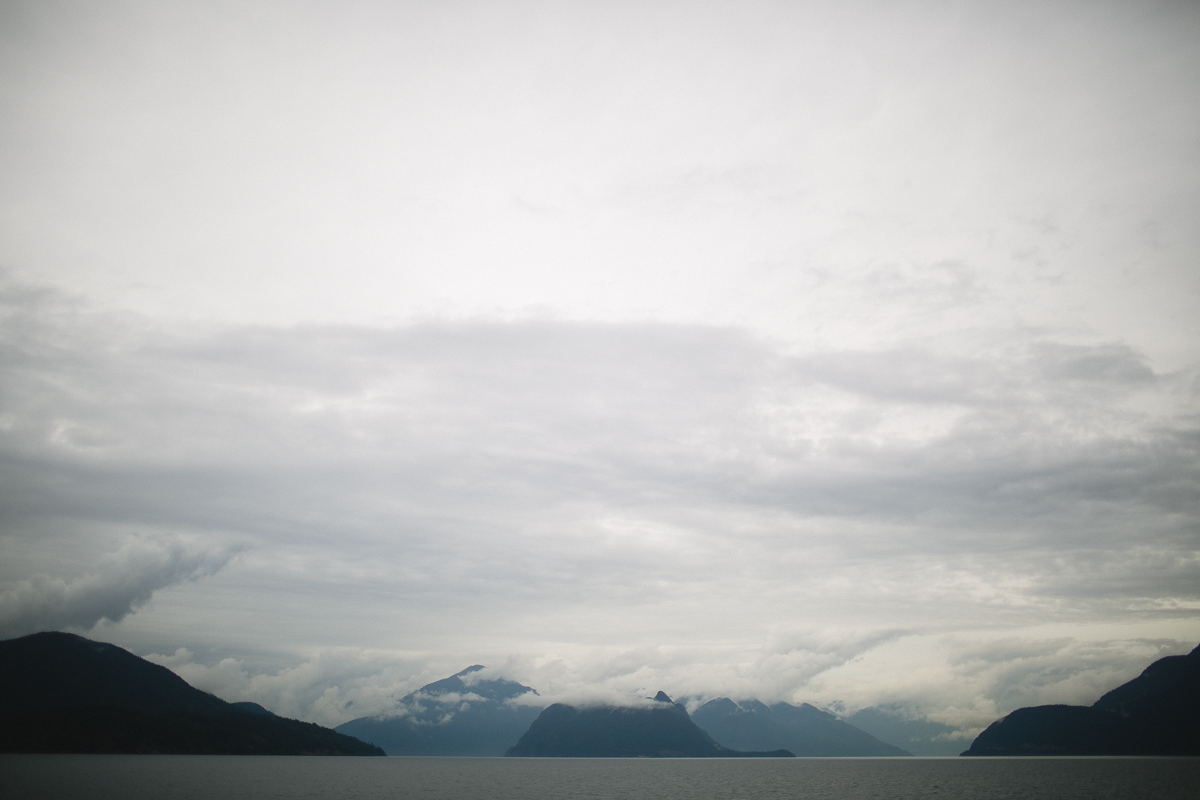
[2,278,1196,596]
[1,275,1196,694]
[0,535,239,638]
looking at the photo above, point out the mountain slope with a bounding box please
[844,706,964,756]
[962,643,1200,756]
[692,698,911,757]
[506,693,793,758]
[0,632,382,755]
[335,665,542,756]
[0,631,231,716]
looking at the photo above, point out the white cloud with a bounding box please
[143,645,432,728]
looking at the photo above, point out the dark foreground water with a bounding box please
[2,755,1198,800]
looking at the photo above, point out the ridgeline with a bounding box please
[0,632,383,755]
[506,692,793,758]
[963,643,1200,756]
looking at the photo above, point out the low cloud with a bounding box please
[142,629,1200,738]
[0,536,238,638]
[793,631,1197,735]
[145,647,434,727]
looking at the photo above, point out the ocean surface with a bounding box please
[2,755,1198,800]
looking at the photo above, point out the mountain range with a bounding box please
[963,643,1200,756]
[338,669,911,758]
[691,698,911,756]
[0,632,904,757]
[0,632,382,755]
[13,630,1193,758]
[506,692,793,757]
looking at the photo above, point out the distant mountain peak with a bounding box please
[692,696,911,756]
[650,691,690,718]
[336,666,542,756]
[415,667,537,704]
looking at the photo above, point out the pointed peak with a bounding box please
[650,691,691,718]
[456,665,486,676]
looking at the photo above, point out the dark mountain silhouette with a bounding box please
[506,693,793,757]
[335,665,542,755]
[0,631,232,717]
[0,631,382,755]
[692,698,911,756]
[962,643,1200,756]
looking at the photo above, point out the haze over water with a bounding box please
[4,756,1200,800]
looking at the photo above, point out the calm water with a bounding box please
[2,755,1198,800]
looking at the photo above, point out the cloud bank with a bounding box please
[2,275,1196,731]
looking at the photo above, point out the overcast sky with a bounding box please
[1,0,1198,737]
